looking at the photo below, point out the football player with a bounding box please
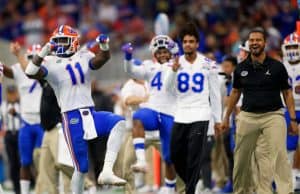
[99,35,179,194]
[163,23,222,194]
[25,25,128,194]
[0,43,44,194]
[281,32,300,191]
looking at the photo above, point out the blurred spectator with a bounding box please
[2,85,21,194]
[97,0,118,32]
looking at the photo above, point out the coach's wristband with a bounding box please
[290,118,297,122]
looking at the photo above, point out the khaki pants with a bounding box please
[253,129,293,194]
[233,110,292,194]
[35,127,73,194]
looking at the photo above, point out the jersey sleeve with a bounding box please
[11,64,20,82]
[84,50,96,70]
[124,59,148,80]
[208,62,222,123]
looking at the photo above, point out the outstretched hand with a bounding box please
[10,42,21,56]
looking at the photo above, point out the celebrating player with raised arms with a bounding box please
[119,35,178,194]
[25,25,128,194]
[0,43,44,194]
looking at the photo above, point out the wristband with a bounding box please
[290,118,297,122]
[25,62,40,75]
[99,43,109,51]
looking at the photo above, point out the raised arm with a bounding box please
[25,42,52,80]
[163,55,180,92]
[10,42,28,71]
[122,43,147,80]
[89,34,110,70]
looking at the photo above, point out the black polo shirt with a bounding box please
[40,80,61,131]
[233,55,291,113]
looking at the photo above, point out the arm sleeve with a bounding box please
[163,66,177,93]
[124,60,147,80]
[208,66,222,123]
[279,63,292,90]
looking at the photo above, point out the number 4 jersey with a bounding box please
[42,50,95,112]
[164,53,222,124]
[124,59,176,116]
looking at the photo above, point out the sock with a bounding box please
[134,172,144,188]
[20,180,30,194]
[103,120,127,172]
[71,171,85,194]
[133,138,146,163]
[165,178,176,191]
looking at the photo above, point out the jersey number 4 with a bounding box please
[66,63,85,85]
[151,72,205,93]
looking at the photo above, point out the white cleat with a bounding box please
[97,171,126,186]
[131,161,148,173]
[157,186,176,194]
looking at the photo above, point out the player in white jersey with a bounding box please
[103,35,179,194]
[163,23,222,194]
[281,32,300,191]
[25,25,128,193]
[0,43,44,194]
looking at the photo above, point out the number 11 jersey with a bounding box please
[43,50,95,112]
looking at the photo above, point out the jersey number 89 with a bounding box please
[150,71,204,93]
[177,72,204,93]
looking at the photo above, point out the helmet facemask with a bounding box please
[50,25,80,57]
[282,44,300,64]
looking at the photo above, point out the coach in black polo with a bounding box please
[222,27,297,194]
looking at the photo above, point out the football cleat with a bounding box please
[97,171,126,186]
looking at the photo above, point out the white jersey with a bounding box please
[43,50,95,112]
[121,78,148,123]
[164,53,222,123]
[283,60,300,110]
[12,63,42,124]
[124,59,176,116]
[121,79,149,112]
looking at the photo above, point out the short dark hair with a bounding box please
[223,55,237,67]
[248,27,267,40]
[179,22,199,42]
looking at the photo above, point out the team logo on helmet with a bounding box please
[149,35,173,54]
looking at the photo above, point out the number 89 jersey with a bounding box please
[170,53,221,123]
[43,50,95,112]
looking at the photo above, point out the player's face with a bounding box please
[221,61,235,75]
[248,32,266,56]
[154,48,171,63]
[182,35,198,55]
